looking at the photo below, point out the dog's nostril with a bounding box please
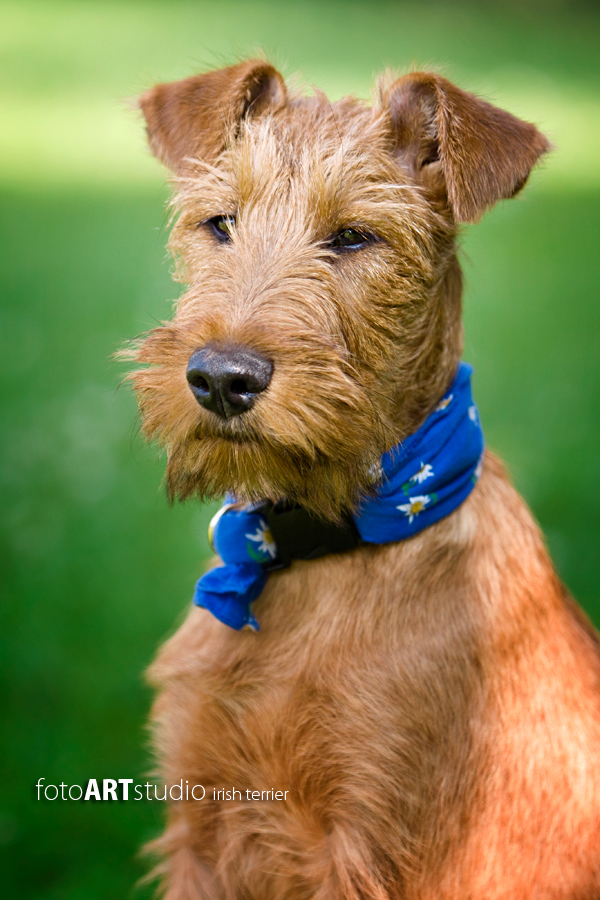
[186,344,273,418]
[187,372,210,392]
[229,378,249,396]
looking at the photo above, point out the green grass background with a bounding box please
[1,1,599,896]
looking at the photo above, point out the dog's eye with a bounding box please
[204,215,236,242]
[329,228,372,251]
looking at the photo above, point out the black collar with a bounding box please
[257,501,361,571]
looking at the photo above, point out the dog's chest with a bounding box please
[163,543,473,806]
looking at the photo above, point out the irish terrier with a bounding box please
[127,60,600,899]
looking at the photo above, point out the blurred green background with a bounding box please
[1,0,599,896]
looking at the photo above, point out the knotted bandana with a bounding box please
[193,362,484,630]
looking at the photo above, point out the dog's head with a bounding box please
[126,60,548,518]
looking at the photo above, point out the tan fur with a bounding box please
[125,61,600,898]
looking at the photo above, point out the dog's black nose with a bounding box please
[186,345,273,418]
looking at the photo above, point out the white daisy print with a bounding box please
[473,454,484,482]
[368,461,384,483]
[468,405,478,423]
[397,495,432,524]
[245,518,277,560]
[410,462,434,485]
[435,394,453,412]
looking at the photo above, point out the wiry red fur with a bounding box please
[125,61,600,898]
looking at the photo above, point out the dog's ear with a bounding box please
[383,72,550,222]
[138,60,287,171]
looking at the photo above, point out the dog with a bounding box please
[126,60,600,899]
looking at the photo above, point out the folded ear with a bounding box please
[138,59,287,171]
[383,72,550,222]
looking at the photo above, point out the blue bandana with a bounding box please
[193,363,484,631]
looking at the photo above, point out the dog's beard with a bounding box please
[130,361,394,521]
[164,429,387,521]
[164,391,394,519]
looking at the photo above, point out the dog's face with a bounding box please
[127,61,548,518]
